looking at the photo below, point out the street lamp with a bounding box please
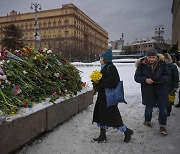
[155,25,164,51]
[121,33,124,51]
[31,2,41,49]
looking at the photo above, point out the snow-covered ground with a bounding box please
[16,61,180,154]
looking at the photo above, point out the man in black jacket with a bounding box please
[134,49,170,136]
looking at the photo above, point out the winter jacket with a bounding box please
[166,63,179,93]
[92,62,124,127]
[164,53,179,93]
[134,56,170,107]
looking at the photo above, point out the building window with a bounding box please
[64,18,69,25]
[25,23,28,29]
[43,22,47,28]
[21,24,24,29]
[65,31,68,37]
[48,21,51,27]
[53,20,56,26]
[58,20,61,26]
[39,22,42,28]
[30,23,32,29]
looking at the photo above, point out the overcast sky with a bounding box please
[0,0,172,44]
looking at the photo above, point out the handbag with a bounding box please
[105,65,127,107]
[105,81,127,107]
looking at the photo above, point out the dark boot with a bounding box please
[160,126,167,136]
[124,128,133,143]
[93,129,106,143]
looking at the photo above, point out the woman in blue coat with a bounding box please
[134,49,170,136]
[92,49,133,143]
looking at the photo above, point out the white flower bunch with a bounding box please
[23,70,28,74]
[0,60,5,65]
[47,50,52,54]
[54,73,60,77]
[0,75,6,80]
[43,48,48,52]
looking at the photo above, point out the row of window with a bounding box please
[126,44,154,50]
[0,18,106,41]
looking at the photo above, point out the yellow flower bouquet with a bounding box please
[90,70,102,95]
[168,94,175,103]
[90,70,102,82]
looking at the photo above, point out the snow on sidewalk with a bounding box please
[16,96,180,154]
[16,63,180,154]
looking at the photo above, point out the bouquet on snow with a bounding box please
[90,70,102,95]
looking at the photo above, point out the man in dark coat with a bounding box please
[92,49,133,143]
[134,49,170,136]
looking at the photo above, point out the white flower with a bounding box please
[23,70,28,74]
[5,79,11,85]
[47,50,52,54]
[54,73,60,77]
[43,48,48,52]
[0,60,5,65]
[45,65,48,69]
[0,75,6,80]
[6,60,10,63]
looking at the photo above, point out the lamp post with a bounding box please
[121,33,124,50]
[120,33,124,54]
[155,25,164,51]
[31,2,41,49]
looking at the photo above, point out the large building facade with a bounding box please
[172,0,180,51]
[124,38,170,55]
[0,3,108,61]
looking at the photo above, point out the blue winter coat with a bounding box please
[134,57,170,107]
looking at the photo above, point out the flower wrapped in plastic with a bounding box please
[90,70,102,95]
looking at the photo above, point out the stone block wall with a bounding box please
[0,90,93,154]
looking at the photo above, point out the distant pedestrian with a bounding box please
[164,53,179,116]
[134,48,170,136]
[92,49,133,143]
[174,54,180,108]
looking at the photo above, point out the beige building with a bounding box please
[0,3,108,61]
[124,38,170,55]
[172,0,180,51]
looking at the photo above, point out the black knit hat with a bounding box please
[146,49,157,56]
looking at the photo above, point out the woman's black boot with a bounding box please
[93,129,106,143]
[124,128,133,143]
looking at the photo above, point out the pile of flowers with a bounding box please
[0,47,83,115]
[90,70,102,95]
